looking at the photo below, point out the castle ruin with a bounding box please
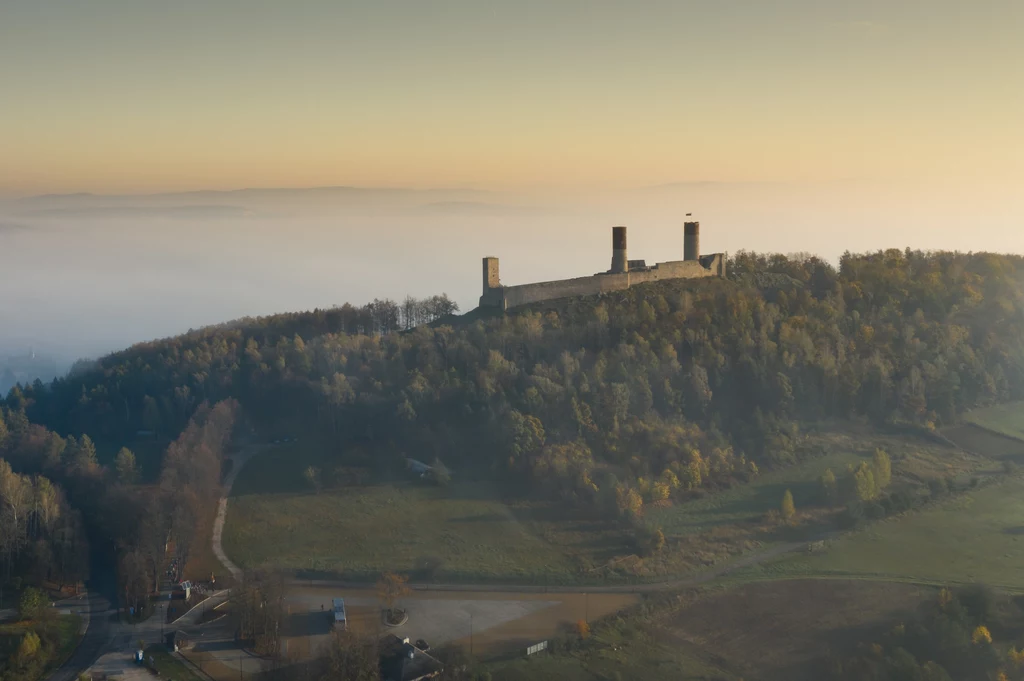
[479,220,726,311]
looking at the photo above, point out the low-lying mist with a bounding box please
[1,181,1021,366]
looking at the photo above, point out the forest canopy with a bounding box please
[5,250,1024,511]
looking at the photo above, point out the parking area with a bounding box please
[278,585,640,659]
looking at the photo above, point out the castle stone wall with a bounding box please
[489,254,725,311]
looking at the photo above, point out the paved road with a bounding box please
[48,590,114,681]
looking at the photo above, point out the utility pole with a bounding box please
[584,592,589,624]
[470,612,474,657]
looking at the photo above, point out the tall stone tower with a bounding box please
[610,226,629,273]
[684,221,700,261]
[482,257,500,290]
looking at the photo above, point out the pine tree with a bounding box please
[115,448,138,485]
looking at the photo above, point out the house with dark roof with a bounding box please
[379,634,443,681]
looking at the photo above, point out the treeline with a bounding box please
[826,585,1021,681]
[0,459,89,592]
[6,251,1024,514]
[114,399,240,616]
[0,398,239,618]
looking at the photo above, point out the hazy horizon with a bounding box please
[1,0,1021,364]
[3,181,1022,366]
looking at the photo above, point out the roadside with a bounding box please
[46,590,112,681]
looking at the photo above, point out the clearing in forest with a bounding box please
[222,425,981,585]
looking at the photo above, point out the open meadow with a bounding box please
[734,470,1024,588]
[965,401,1024,443]
[220,423,983,585]
[726,404,1024,589]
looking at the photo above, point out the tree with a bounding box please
[14,631,40,667]
[18,587,47,621]
[873,448,892,490]
[115,447,138,484]
[651,528,665,553]
[820,468,838,506]
[852,462,878,501]
[323,630,380,681]
[972,625,992,645]
[72,434,99,474]
[576,619,591,639]
[118,549,151,616]
[615,484,643,519]
[781,489,796,523]
[142,395,162,435]
[303,466,322,494]
[376,571,410,615]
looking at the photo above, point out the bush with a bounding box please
[837,504,864,530]
[18,587,48,621]
[958,584,995,624]
[864,501,886,520]
[886,489,917,513]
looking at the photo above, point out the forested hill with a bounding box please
[5,249,1024,496]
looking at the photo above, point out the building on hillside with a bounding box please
[379,635,443,681]
[479,219,726,311]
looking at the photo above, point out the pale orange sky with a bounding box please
[1,0,1022,195]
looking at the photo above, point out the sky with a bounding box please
[1,1,1022,364]
[2,0,1021,193]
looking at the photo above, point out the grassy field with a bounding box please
[657,579,932,681]
[965,401,1024,442]
[0,615,82,681]
[637,425,985,578]
[732,474,1024,588]
[651,424,980,537]
[221,424,989,584]
[224,473,583,583]
[482,578,931,681]
[484,621,738,681]
[145,645,206,681]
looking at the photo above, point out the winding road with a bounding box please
[47,590,113,681]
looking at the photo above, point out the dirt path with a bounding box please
[289,535,835,595]
[211,444,267,582]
